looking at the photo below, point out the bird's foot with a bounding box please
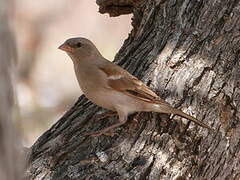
[85,130,115,137]
[133,112,141,122]
[86,122,125,137]
[93,111,117,122]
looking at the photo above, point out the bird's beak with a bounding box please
[58,44,74,52]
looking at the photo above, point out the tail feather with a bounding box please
[149,103,215,132]
[173,108,215,132]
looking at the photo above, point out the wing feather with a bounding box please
[99,65,162,103]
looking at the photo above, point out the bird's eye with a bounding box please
[76,42,82,48]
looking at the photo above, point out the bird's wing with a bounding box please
[99,63,215,132]
[99,64,165,104]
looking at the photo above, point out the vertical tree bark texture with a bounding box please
[0,0,23,180]
[28,0,240,179]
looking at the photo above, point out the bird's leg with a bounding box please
[133,112,141,122]
[86,111,128,137]
[93,110,117,122]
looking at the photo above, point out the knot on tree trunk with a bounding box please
[96,0,143,17]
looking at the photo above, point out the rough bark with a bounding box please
[27,0,240,179]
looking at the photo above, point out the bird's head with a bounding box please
[58,37,100,60]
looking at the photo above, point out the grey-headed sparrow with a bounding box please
[59,37,214,135]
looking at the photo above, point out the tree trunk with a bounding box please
[0,0,24,180]
[27,0,240,179]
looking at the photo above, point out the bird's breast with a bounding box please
[74,65,115,110]
[74,64,144,113]
[84,88,145,115]
[84,88,116,111]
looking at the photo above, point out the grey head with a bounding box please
[58,37,101,60]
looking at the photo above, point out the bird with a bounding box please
[58,37,214,136]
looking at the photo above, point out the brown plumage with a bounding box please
[59,37,214,136]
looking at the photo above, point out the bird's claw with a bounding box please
[85,130,115,137]
[93,111,117,122]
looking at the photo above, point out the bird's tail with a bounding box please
[173,108,214,132]
[146,103,215,132]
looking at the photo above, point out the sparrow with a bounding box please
[58,37,214,135]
